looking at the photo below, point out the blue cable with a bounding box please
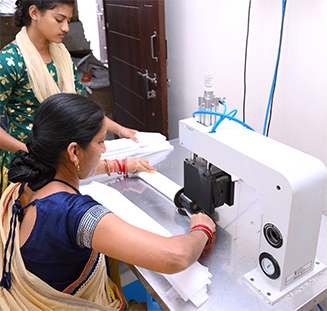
[192,110,255,132]
[221,101,227,114]
[211,109,237,133]
[262,0,286,136]
[210,101,227,131]
[317,303,325,311]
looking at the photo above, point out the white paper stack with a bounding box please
[79,179,212,307]
[101,132,173,160]
[164,263,212,307]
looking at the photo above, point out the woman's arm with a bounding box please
[92,212,216,274]
[95,157,156,175]
[0,127,28,153]
[105,116,139,143]
[0,45,28,154]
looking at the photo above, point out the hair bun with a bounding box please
[9,150,56,191]
[15,0,23,8]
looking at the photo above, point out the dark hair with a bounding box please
[14,0,75,28]
[9,93,105,191]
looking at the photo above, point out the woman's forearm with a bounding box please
[104,116,139,142]
[105,116,121,136]
[95,158,156,176]
[0,128,27,153]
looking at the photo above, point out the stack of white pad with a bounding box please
[80,176,212,307]
[101,132,173,160]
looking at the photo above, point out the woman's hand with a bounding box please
[127,157,156,174]
[0,128,28,153]
[104,117,139,143]
[119,126,139,143]
[190,213,216,234]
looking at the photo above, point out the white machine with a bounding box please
[179,116,327,304]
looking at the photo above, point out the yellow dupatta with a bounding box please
[15,26,76,103]
[0,183,126,311]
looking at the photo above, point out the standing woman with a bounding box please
[0,0,138,194]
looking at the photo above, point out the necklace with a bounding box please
[51,179,80,194]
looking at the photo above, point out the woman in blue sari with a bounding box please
[0,93,216,310]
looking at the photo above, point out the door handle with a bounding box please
[150,31,158,62]
[137,70,157,99]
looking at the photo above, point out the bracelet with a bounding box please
[104,159,111,176]
[116,159,122,175]
[118,126,124,138]
[122,158,127,175]
[112,159,117,174]
[189,224,214,250]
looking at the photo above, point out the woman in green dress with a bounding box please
[0,0,142,194]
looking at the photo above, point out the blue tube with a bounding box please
[221,101,227,114]
[211,109,237,133]
[211,101,227,131]
[317,303,325,311]
[192,110,255,132]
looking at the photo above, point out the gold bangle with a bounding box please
[104,159,111,176]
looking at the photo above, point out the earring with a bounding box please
[33,16,37,20]
[75,160,80,171]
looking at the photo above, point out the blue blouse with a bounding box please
[20,192,111,292]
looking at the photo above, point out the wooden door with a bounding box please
[103,0,168,137]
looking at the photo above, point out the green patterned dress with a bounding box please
[0,43,84,193]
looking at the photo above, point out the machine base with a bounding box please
[243,260,326,305]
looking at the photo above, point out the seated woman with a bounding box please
[0,93,216,311]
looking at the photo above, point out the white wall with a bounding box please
[165,0,327,207]
[77,0,101,60]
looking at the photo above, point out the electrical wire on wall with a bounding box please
[242,0,252,123]
[262,0,287,136]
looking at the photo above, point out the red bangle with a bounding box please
[104,159,111,176]
[190,224,214,250]
[116,159,122,175]
[122,158,127,175]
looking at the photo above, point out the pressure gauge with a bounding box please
[259,252,280,280]
[261,257,275,275]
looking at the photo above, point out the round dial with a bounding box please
[261,257,275,275]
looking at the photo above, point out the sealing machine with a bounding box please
[176,73,327,304]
